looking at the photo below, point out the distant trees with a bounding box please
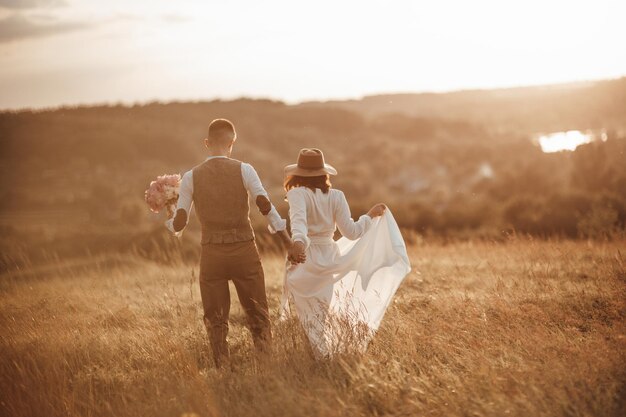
[0,98,625,247]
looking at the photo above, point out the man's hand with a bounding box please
[287,241,306,264]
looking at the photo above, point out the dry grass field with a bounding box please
[1,239,625,417]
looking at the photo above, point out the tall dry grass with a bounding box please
[1,239,625,417]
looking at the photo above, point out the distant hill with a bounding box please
[299,78,626,134]
[0,79,624,270]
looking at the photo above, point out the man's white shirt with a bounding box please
[165,156,286,236]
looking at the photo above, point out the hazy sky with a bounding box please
[1,0,625,109]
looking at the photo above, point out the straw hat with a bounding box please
[284,148,337,177]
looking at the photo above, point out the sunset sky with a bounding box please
[1,0,625,109]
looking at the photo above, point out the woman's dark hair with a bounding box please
[284,174,332,194]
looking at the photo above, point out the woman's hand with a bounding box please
[288,241,306,264]
[367,203,387,218]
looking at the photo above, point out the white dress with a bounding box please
[281,187,411,357]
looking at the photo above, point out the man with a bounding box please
[165,118,297,367]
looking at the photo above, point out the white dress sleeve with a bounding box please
[287,188,310,249]
[334,190,372,240]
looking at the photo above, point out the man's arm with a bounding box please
[254,194,292,247]
[172,209,188,232]
[165,170,193,235]
[241,163,287,234]
[241,163,304,260]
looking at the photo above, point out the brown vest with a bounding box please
[192,157,255,245]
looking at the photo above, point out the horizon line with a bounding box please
[2,75,624,114]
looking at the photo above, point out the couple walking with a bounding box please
[166,118,410,366]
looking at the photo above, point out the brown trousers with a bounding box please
[199,239,271,366]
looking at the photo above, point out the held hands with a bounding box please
[367,203,387,218]
[277,230,306,264]
[287,241,306,264]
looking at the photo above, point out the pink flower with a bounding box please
[161,174,181,187]
[144,173,181,213]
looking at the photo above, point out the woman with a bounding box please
[281,148,411,357]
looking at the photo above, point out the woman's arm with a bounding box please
[286,189,309,263]
[287,189,310,248]
[335,191,386,240]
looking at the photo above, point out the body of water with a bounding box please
[536,130,607,153]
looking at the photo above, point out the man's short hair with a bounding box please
[208,118,236,145]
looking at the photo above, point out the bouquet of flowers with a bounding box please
[144,174,181,218]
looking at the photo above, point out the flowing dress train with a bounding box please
[281,187,411,357]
